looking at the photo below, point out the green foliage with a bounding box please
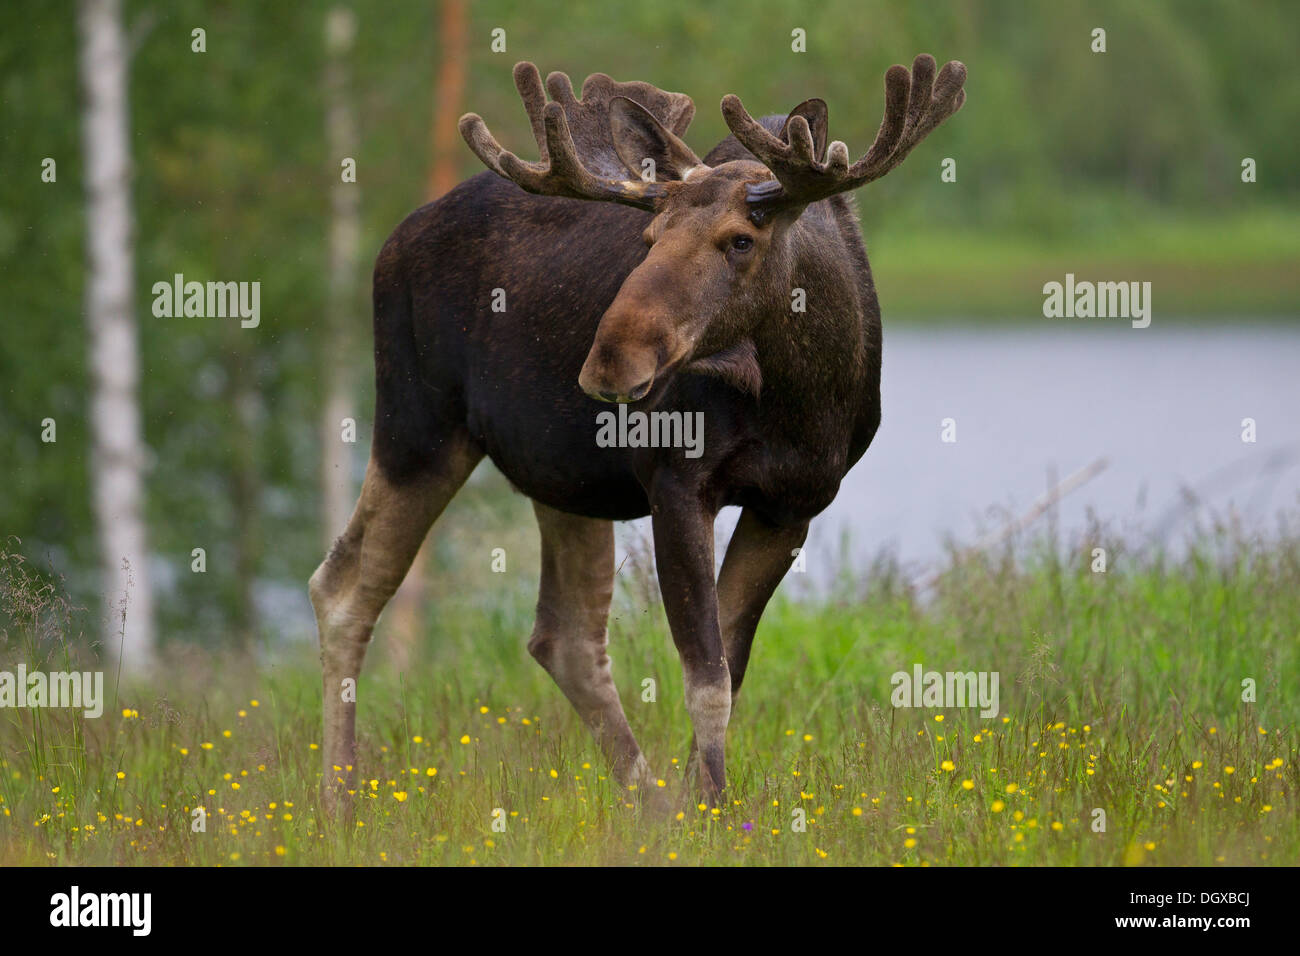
[0,0,1297,642]
[0,521,1296,865]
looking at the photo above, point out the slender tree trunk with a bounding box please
[224,342,262,650]
[429,0,467,199]
[322,7,361,551]
[385,0,468,667]
[78,0,155,673]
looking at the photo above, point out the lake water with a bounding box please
[617,322,1300,589]
[266,321,1298,640]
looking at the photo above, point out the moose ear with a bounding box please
[780,98,829,162]
[609,95,706,183]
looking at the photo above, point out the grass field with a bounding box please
[871,207,1300,318]
[1,512,1296,867]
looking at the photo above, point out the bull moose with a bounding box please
[310,54,967,813]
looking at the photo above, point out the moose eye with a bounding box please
[731,235,755,252]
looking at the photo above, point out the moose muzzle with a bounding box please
[578,321,664,403]
[579,244,703,404]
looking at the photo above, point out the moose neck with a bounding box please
[750,211,875,443]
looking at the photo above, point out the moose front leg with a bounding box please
[650,477,730,805]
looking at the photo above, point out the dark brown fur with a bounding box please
[313,58,964,811]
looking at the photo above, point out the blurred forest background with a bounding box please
[1,0,1297,665]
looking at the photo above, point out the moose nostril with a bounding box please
[594,378,652,403]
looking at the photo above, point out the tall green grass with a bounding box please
[0,513,1295,866]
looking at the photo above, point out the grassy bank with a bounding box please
[0,516,1296,866]
[869,208,1300,319]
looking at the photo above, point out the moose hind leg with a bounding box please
[685,508,808,774]
[309,435,481,816]
[527,501,653,789]
[716,509,809,700]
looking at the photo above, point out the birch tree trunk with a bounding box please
[322,7,360,550]
[78,0,155,673]
[384,0,468,666]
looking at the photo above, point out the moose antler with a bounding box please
[721,54,967,212]
[459,62,697,210]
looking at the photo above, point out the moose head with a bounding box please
[460,58,965,404]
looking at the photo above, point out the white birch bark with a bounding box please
[78,0,155,673]
[322,7,361,548]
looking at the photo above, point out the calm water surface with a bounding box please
[618,322,1300,588]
